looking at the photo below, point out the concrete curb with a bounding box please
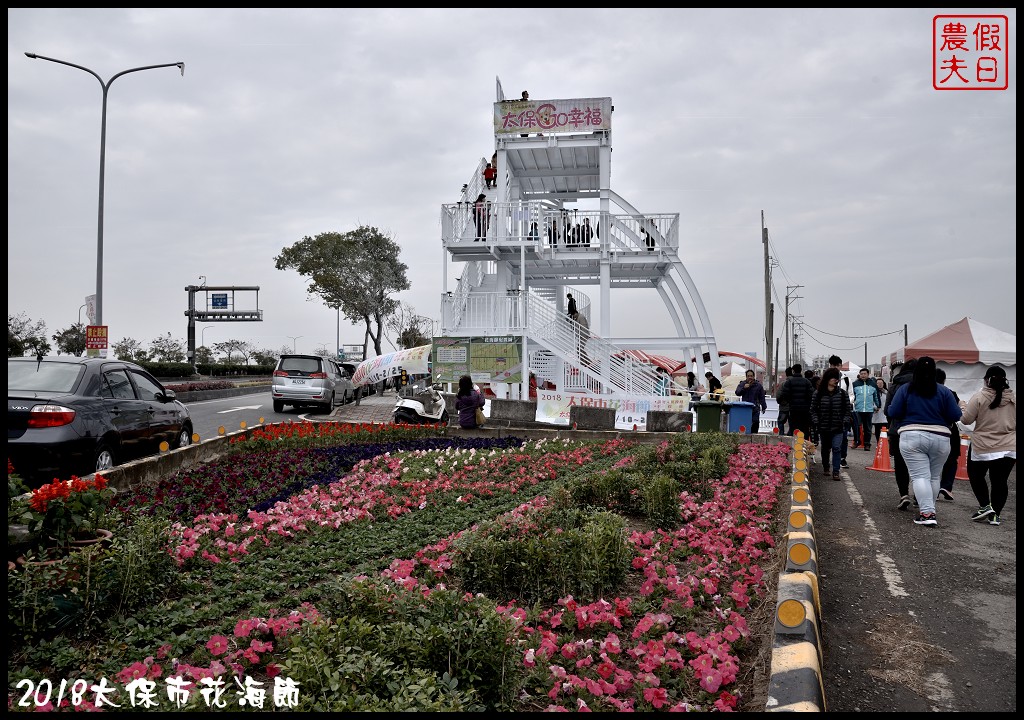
[766,435,826,712]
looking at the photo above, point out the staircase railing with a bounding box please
[441,202,679,252]
[526,289,660,395]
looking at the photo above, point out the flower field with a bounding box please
[7,422,791,712]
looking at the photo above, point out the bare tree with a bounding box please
[149,333,187,362]
[112,337,149,362]
[213,339,255,364]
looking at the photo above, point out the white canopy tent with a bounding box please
[883,317,1015,405]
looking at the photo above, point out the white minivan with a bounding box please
[272,354,345,414]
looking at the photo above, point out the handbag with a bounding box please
[475,406,486,427]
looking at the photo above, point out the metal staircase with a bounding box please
[438,87,722,399]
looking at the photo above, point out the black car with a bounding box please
[8,356,194,486]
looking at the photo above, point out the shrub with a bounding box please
[452,504,630,606]
[283,578,518,711]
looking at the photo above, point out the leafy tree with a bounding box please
[149,333,186,363]
[386,302,433,349]
[275,226,410,357]
[195,345,215,365]
[8,313,50,357]
[52,323,87,357]
[277,344,293,358]
[252,347,278,366]
[213,339,255,364]
[313,345,331,358]
[112,337,149,362]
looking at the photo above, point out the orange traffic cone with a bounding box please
[955,434,970,481]
[867,426,894,473]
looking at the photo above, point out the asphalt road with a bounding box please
[812,446,1016,712]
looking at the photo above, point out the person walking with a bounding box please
[885,359,917,511]
[852,368,881,452]
[779,363,815,439]
[686,371,702,401]
[735,369,767,434]
[828,356,853,467]
[483,162,496,189]
[805,369,821,444]
[811,367,852,480]
[886,356,963,527]
[566,292,579,321]
[473,193,490,241]
[454,375,486,429]
[654,366,671,397]
[871,378,888,447]
[959,366,1016,526]
[777,367,793,435]
[935,368,961,502]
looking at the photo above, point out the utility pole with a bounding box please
[904,324,908,347]
[762,212,773,391]
[785,285,803,367]
[791,316,804,367]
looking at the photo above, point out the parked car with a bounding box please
[339,362,366,403]
[272,354,345,413]
[8,356,194,486]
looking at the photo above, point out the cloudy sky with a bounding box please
[8,8,1016,369]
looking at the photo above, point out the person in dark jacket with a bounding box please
[885,359,917,510]
[811,367,852,480]
[734,370,768,433]
[935,368,961,502]
[454,375,485,429]
[778,363,815,439]
[776,367,793,434]
[705,372,723,400]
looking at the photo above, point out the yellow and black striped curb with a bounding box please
[766,435,826,712]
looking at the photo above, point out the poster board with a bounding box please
[432,336,523,384]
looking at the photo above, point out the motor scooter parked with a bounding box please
[393,381,450,425]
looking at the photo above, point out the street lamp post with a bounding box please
[25,53,184,327]
[288,336,303,353]
[78,304,87,327]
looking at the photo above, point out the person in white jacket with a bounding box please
[959,366,1016,526]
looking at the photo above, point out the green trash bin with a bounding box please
[693,401,724,433]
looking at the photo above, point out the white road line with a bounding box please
[842,472,910,598]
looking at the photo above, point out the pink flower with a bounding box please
[205,634,230,656]
[644,686,669,709]
[698,668,724,694]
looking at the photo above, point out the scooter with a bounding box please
[393,381,450,426]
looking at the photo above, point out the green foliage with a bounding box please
[275,226,410,356]
[282,579,518,711]
[51,323,86,356]
[453,505,630,606]
[8,312,50,357]
[9,514,179,647]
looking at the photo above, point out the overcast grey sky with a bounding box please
[8,8,1016,367]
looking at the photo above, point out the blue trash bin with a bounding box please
[726,401,755,433]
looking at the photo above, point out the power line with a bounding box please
[800,321,904,340]
[799,325,864,353]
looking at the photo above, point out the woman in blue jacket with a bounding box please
[886,356,963,527]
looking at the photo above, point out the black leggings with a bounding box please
[967,454,1015,514]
